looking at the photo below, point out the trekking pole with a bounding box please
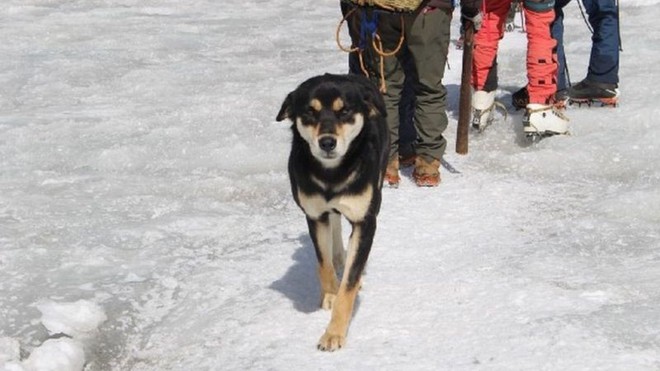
[456,21,474,155]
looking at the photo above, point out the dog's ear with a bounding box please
[354,77,387,118]
[364,88,387,118]
[276,92,293,122]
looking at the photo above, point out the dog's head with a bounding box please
[276,74,386,168]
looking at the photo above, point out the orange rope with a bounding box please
[336,7,359,53]
[371,14,405,58]
[378,49,387,93]
[335,8,406,93]
[358,51,370,77]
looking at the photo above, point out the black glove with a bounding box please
[461,7,483,31]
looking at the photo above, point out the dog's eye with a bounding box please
[339,108,351,117]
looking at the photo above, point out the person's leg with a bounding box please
[523,0,569,136]
[512,0,569,110]
[552,0,572,92]
[567,0,619,104]
[585,0,619,85]
[472,0,510,91]
[471,1,509,130]
[472,60,499,130]
[398,51,417,165]
[406,7,452,186]
[376,11,408,186]
[406,7,451,164]
[524,3,557,104]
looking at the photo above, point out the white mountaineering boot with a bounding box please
[471,90,496,131]
[523,103,570,137]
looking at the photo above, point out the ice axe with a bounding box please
[456,20,474,155]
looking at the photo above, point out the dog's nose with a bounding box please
[319,137,337,152]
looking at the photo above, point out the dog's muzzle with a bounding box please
[318,135,337,153]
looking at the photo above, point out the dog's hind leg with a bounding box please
[307,215,340,311]
[317,215,376,351]
[330,212,345,275]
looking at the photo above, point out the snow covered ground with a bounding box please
[1,0,659,370]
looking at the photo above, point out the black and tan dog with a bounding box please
[276,74,389,351]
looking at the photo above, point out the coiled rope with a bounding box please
[336,6,405,93]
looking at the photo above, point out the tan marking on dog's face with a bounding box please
[332,98,344,112]
[310,99,322,112]
[295,112,364,169]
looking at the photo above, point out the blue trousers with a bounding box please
[553,0,620,89]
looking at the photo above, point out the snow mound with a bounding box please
[0,300,107,371]
[1,337,85,371]
[36,300,107,339]
[21,338,85,371]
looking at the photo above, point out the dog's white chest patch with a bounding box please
[297,185,373,222]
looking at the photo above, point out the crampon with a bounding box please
[569,96,618,107]
[472,101,508,133]
[567,79,619,108]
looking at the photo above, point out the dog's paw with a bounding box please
[320,292,337,310]
[317,331,345,351]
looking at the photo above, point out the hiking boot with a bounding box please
[523,103,569,138]
[513,86,568,110]
[568,79,619,106]
[412,156,440,187]
[385,158,400,188]
[471,90,496,131]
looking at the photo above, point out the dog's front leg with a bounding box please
[330,212,345,274]
[307,215,340,310]
[318,215,375,351]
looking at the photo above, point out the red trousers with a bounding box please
[472,1,557,104]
